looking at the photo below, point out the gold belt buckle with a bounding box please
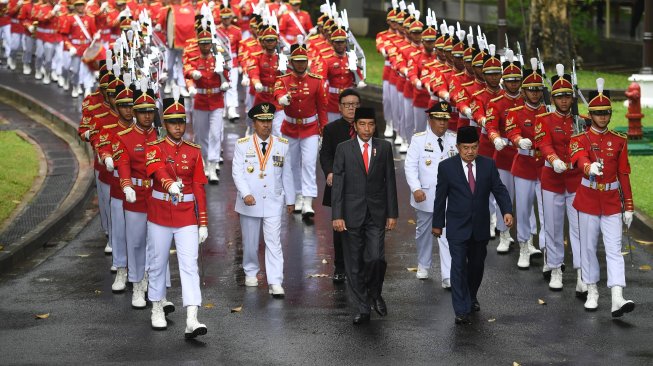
[206,88,212,95]
[597,183,605,191]
[144,180,151,188]
[296,117,303,125]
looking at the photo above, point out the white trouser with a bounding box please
[496,169,515,232]
[69,55,82,87]
[240,214,284,285]
[327,112,340,124]
[285,134,318,198]
[542,189,581,269]
[110,197,127,268]
[60,48,71,79]
[391,85,403,136]
[52,41,63,75]
[272,111,285,137]
[79,61,94,90]
[0,25,9,58]
[95,171,111,235]
[402,96,414,142]
[125,210,148,283]
[35,40,55,73]
[382,80,393,129]
[225,67,239,108]
[166,48,184,86]
[579,212,625,287]
[416,209,451,281]
[535,180,546,249]
[193,108,224,163]
[22,34,35,64]
[245,91,254,128]
[413,106,427,134]
[147,222,201,306]
[515,176,538,243]
[9,32,21,56]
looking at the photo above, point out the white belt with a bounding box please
[101,29,111,34]
[286,34,296,40]
[500,137,513,146]
[384,61,391,66]
[152,190,195,202]
[518,148,536,157]
[581,178,620,191]
[131,177,153,188]
[328,86,344,94]
[11,19,19,24]
[71,39,90,45]
[544,160,573,169]
[37,28,57,34]
[196,87,221,94]
[259,85,272,93]
[113,170,119,177]
[285,114,318,125]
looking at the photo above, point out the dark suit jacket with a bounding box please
[320,118,353,207]
[331,137,398,228]
[432,155,512,241]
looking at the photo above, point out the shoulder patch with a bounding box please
[536,111,552,118]
[183,140,201,148]
[490,95,505,103]
[610,130,627,139]
[96,111,109,118]
[461,81,474,87]
[103,124,118,129]
[147,138,165,146]
[413,131,426,137]
[508,105,524,112]
[308,72,323,79]
[117,127,132,136]
[472,90,484,97]
[277,136,288,144]
[571,132,585,138]
[237,136,251,144]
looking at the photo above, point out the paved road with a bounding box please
[1,87,653,366]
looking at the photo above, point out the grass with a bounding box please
[0,131,39,225]
[358,37,385,86]
[629,156,653,217]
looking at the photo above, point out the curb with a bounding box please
[0,85,95,275]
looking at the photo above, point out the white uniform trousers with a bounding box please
[78,61,94,90]
[382,80,393,130]
[225,67,239,108]
[52,41,64,75]
[496,169,515,232]
[125,210,148,283]
[240,214,284,285]
[21,34,34,65]
[272,111,285,137]
[69,55,82,88]
[245,91,254,128]
[403,96,415,142]
[166,48,185,86]
[327,112,340,124]
[579,212,625,287]
[110,197,127,268]
[1,25,9,58]
[285,134,318,198]
[413,106,427,134]
[9,32,21,58]
[535,180,546,248]
[391,85,403,137]
[35,40,55,74]
[515,176,539,243]
[193,108,224,163]
[415,209,451,281]
[147,222,201,306]
[94,170,111,235]
[542,189,581,269]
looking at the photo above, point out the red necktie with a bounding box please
[467,162,475,193]
[349,124,356,139]
[363,142,369,173]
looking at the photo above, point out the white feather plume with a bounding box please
[448,25,454,36]
[458,30,466,40]
[488,44,495,57]
[297,34,305,46]
[123,73,132,87]
[530,57,538,71]
[112,63,121,78]
[556,63,564,77]
[466,34,473,46]
[139,77,148,93]
[596,77,605,94]
[505,49,514,63]
[392,0,398,9]
[468,26,473,38]
[414,10,420,21]
[399,0,406,11]
[172,84,180,102]
[106,50,113,69]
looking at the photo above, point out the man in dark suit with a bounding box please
[320,89,361,284]
[331,107,399,325]
[432,126,514,325]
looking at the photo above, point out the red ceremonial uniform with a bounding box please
[114,125,158,212]
[34,2,57,43]
[13,0,33,34]
[470,87,502,157]
[569,129,634,215]
[278,8,311,44]
[505,103,547,180]
[63,13,97,56]
[274,71,328,139]
[160,3,194,48]
[247,51,281,107]
[88,109,120,184]
[407,51,437,109]
[98,120,133,199]
[216,23,242,64]
[321,52,362,113]
[184,53,229,111]
[485,93,523,171]
[534,110,582,194]
[145,137,208,228]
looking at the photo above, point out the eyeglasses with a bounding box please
[340,102,360,109]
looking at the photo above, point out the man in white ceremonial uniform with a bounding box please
[232,102,295,298]
[404,102,457,287]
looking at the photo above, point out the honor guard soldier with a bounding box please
[145,95,209,338]
[216,4,241,120]
[33,0,59,84]
[6,0,34,73]
[407,24,437,134]
[504,58,548,269]
[404,102,457,287]
[273,43,328,219]
[232,103,295,296]
[158,0,195,93]
[569,78,635,317]
[278,0,311,45]
[97,80,134,292]
[185,25,230,184]
[113,84,159,309]
[63,0,97,98]
[534,64,584,293]
[376,7,398,138]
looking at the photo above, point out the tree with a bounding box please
[528,0,576,64]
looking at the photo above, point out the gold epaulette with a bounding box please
[87,103,103,111]
[455,71,466,77]
[103,123,118,129]
[321,53,333,59]
[183,140,201,149]
[536,111,552,118]
[508,105,524,112]
[413,131,426,137]
[461,81,474,87]
[472,90,484,97]
[117,127,132,136]
[277,136,288,144]
[237,136,250,144]
[96,111,109,118]
[571,131,585,138]
[188,55,199,61]
[308,72,323,79]
[377,30,388,36]
[610,130,627,139]
[490,95,505,103]
[147,138,165,146]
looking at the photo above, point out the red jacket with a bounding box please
[114,125,158,213]
[35,3,57,43]
[486,93,523,171]
[145,137,208,228]
[87,108,119,184]
[505,103,547,181]
[322,52,362,113]
[470,87,502,157]
[62,13,97,56]
[99,121,134,199]
[274,71,328,138]
[185,53,230,111]
[278,9,312,44]
[247,51,282,107]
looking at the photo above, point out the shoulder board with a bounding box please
[96,111,109,118]
[188,55,199,61]
[103,123,118,129]
[399,44,411,50]
[321,54,333,59]
[117,127,132,136]
[508,105,524,112]
[278,73,291,78]
[378,30,388,36]
[237,136,251,144]
[147,138,165,146]
[472,90,484,97]
[87,103,103,111]
[183,140,201,148]
[455,71,466,77]
[536,111,552,118]
[277,136,288,144]
[571,132,585,138]
[446,131,457,137]
[308,72,323,79]
[461,81,474,87]
[610,130,627,139]
[490,95,505,103]
[413,131,426,137]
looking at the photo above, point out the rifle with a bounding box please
[570,59,589,133]
[515,41,524,65]
[536,48,553,112]
[341,9,366,80]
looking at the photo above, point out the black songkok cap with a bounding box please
[354,107,376,121]
[457,126,479,144]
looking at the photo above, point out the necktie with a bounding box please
[349,124,356,139]
[467,162,475,193]
[362,142,369,173]
[437,137,444,152]
[261,142,267,155]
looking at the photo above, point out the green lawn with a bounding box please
[358,37,384,85]
[0,131,39,225]
[629,156,653,217]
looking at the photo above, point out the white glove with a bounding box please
[68,47,77,56]
[241,75,250,87]
[237,66,243,74]
[123,186,136,203]
[83,130,91,141]
[308,26,317,36]
[93,32,101,41]
[167,181,182,196]
[191,70,202,80]
[439,91,450,102]
[518,138,533,150]
[220,81,230,91]
[415,79,423,90]
[493,138,507,151]
[357,80,367,89]
[282,45,290,53]
[254,82,263,92]
[198,226,208,243]
[158,71,168,83]
[52,4,61,13]
[17,0,24,6]
[154,23,162,32]
[188,86,197,97]
[589,161,604,176]
[28,25,35,33]
[463,107,473,119]
[278,94,291,106]
[623,211,634,228]
[381,48,387,57]
[99,2,109,11]
[104,157,114,172]
[208,0,215,9]
[552,159,568,174]
[478,117,487,128]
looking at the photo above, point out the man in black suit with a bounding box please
[320,89,361,284]
[331,107,398,325]
[432,126,514,325]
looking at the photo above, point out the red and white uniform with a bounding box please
[277,8,311,44]
[321,51,363,120]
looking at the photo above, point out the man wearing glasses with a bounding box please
[320,89,361,283]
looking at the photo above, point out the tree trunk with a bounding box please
[528,0,575,65]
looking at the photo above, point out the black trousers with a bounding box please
[448,238,488,316]
[333,229,345,273]
[342,211,387,314]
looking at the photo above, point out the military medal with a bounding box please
[253,134,274,180]
[247,166,254,173]
[425,159,432,166]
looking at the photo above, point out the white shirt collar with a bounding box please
[357,136,372,148]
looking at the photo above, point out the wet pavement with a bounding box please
[1,74,653,365]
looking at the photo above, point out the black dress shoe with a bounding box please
[455,315,471,325]
[353,313,370,325]
[332,273,346,284]
[472,301,480,312]
[372,296,388,317]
